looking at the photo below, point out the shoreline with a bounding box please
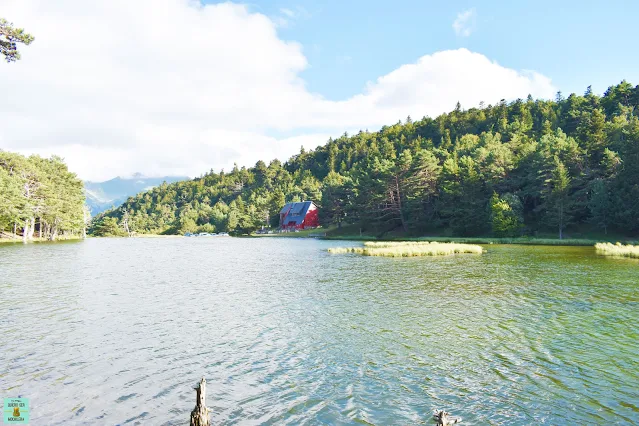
[0,236,84,245]
[250,232,638,247]
[7,233,636,248]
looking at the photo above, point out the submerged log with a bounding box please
[190,377,210,426]
[433,409,462,425]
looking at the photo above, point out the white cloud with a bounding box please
[453,8,476,37]
[272,16,289,28]
[280,8,295,18]
[22,132,331,181]
[0,1,554,181]
[275,6,310,28]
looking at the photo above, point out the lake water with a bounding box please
[0,238,638,425]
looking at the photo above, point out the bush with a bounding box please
[490,192,524,237]
[197,223,216,233]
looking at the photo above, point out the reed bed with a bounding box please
[362,241,442,248]
[595,242,639,259]
[328,241,483,257]
[322,235,609,246]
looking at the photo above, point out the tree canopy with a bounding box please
[0,151,86,241]
[90,80,639,239]
[0,18,34,62]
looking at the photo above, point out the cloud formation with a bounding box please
[1,1,554,181]
[453,8,476,37]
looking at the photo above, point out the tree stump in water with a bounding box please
[190,377,210,426]
[433,409,462,425]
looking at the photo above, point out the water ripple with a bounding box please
[1,239,638,424]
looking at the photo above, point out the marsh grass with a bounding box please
[328,241,484,257]
[595,242,639,259]
[322,235,614,246]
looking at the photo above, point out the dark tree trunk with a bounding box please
[395,176,408,233]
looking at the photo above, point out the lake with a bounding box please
[1,238,638,425]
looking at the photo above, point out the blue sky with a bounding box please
[233,0,639,99]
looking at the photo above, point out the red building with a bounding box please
[279,201,319,230]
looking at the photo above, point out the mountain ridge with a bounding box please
[85,174,189,215]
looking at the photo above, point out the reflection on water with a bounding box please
[0,238,638,425]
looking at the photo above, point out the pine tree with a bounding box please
[544,157,572,239]
[588,179,612,234]
[0,18,34,62]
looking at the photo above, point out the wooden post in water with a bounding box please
[190,377,210,426]
[433,409,462,425]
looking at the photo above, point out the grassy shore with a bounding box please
[129,234,183,238]
[0,235,83,245]
[328,241,484,257]
[86,233,185,239]
[595,242,639,259]
[251,226,637,246]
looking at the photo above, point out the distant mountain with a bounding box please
[84,173,189,215]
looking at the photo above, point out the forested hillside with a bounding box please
[90,81,639,238]
[0,152,86,242]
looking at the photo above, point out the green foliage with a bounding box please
[0,151,85,240]
[440,155,488,236]
[89,80,639,238]
[90,216,127,237]
[0,18,34,62]
[543,156,572,239]
[0,166,23,230]
[179,217,198,234]
[490,193,524,237]
[197,223,216,234]
[588,179,612,234]
[320,171,352,228]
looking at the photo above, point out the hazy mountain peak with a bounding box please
[84,174,189,215]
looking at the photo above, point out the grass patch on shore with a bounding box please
[0,235,83,245]
[328,241,484,257]
[322,235,609,246]
[325,234,639,246]
[130,234,183,238]
[595,242,639,259]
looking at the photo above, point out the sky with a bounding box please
[1,0,638,181]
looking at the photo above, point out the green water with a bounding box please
[0,238,637,424]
